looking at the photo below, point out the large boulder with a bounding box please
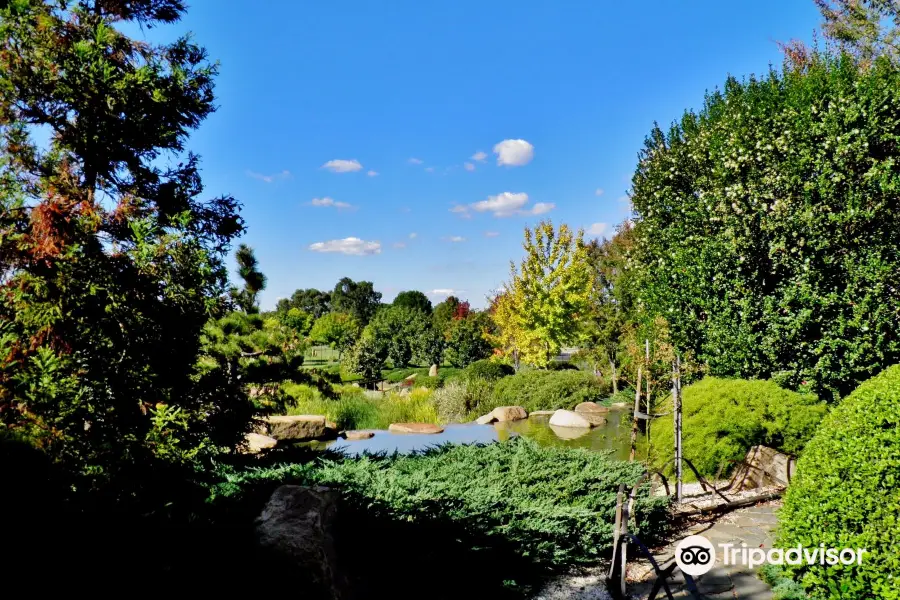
[731,445,796,489]
[244,432,277,453]
[342,430,375,441]
[428,364,438,377]
[574,402,608,426]
[491,406,528,422]
[261,415,338,442]
[388,423,444,434]
[475,413,495,425]
[529,410,557,417]
[256,485,350,599]
[548,409,592,428]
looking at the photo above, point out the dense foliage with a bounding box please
[365,305,443,368]
[465,359,515,381]
[650,378,827,479]
[210,438,669,594]
[444,313,494,367]
[629,55,900,400]
[490,221,594,369]
[331,277,382,326]
[0,0,246,480]
[392,290,433,314]
[284,384,437,430]
[777,364,900,599]
[309,312,360,354]
[488,370,610,414]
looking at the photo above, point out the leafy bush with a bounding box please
[547,361,579,371]
[489,370,610,413]
[209,438,669,595]
[777,365,900,599]
[649,378,827,479]
[629,55,900,401]
[444,316,493,367]
[465,359,515,381]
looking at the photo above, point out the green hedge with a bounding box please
[464,359,515,381]
[488,370,610,413]
[777,365,900,600]
[209,438,668,595]
[649,378,827,479]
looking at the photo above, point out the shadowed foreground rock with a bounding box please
[260,415,338,441]
[256,485,352,599]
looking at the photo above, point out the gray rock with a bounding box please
[343,430,375,440]
[256,485,350,599]
[548,409,592,428]
[428,364,438,377]
[574,401,609,415]
[529,410,558,416]
[475,413,496,425]
[490,405,528,422]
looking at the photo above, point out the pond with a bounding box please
[306,406,647,460]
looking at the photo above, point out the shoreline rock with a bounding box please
[388,422,444,434]
[260,415,339,442]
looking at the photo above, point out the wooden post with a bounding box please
[629,366,642,462]
[673,355,683,503]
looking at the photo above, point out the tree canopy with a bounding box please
[0,0,244,477]
[392,290,433,314]
[331,277,382,326]
[275,288,331,319]
[629,54,900,400]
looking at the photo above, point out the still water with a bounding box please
[308,407,641,460]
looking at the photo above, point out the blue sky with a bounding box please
[148,0,821,310]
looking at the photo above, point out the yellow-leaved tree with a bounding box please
[490,221,594,368]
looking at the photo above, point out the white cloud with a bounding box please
[321,159,363,173]
[595,188,605,196]
[425,166,435,173]
[471,150,487,162]
[464,162,475,172]
[308,237,381,256]
[484,231,500,238]
[450,204,469,214]
[367,170,379,177]
[472,191,530,217]
[409,232,418,239]
[408,157,423,165]
[493,139,534,167]
[247,169,291,183]
[310,197,355,210]
[526,202,555,215]
[430,288,465,296]
[445,236,466,243]
[587,222,609,236]
[392,242,407,249]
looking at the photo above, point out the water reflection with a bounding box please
[305,408,644,460]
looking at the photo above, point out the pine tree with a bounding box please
[0,0,245,479]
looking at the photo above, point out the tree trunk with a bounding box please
[630,366,642,462]
[609,358,618,395]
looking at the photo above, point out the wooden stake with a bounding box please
[629,366,642,462]
[673,355,683,503]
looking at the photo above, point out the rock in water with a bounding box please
[261,415,338,441]
[529,410,558,416]
[343,430,375,440]
[244,432,277,453]
[388,423,444,434]
[475,413,496,425]
[490,406,528,422]
[428,364,438,377]
[548,409,592,428]
[256,485,351,599]
[574,402,609,426]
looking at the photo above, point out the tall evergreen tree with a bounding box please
[0,0,245,478]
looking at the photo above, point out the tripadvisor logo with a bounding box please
[674,535,868,576]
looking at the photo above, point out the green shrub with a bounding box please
[489,370,610,413]
[547,361,579,371]
[759,565,809,600]
[777,365,900,600]
[433,379,496,422]
[209,438,669,594]
[465,359,515,381]
[649,378,826,479]
[283,384,438,430]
